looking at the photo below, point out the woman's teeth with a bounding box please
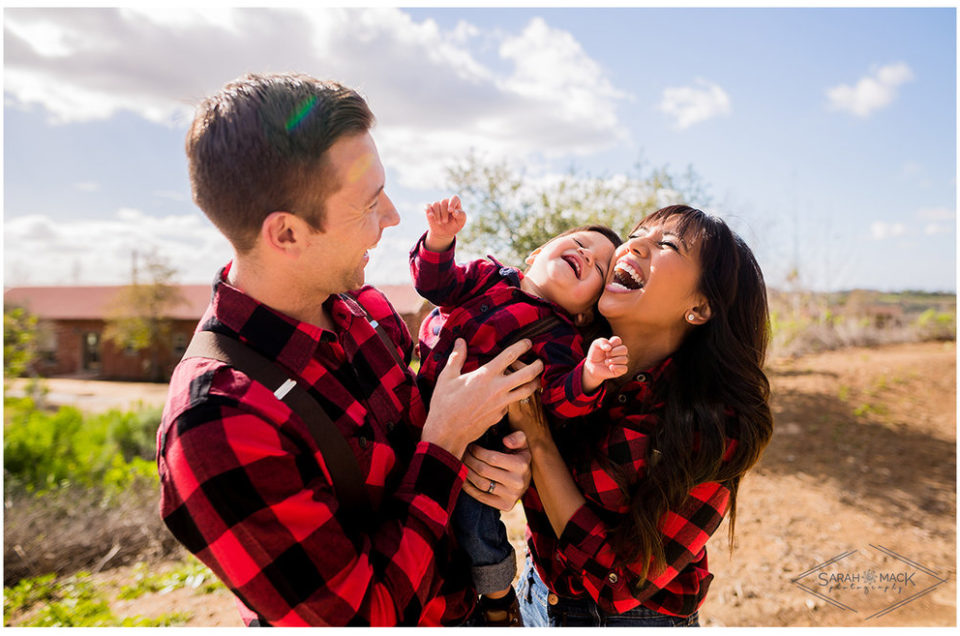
[612,262,644,290]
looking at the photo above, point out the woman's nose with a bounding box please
[628,238,650,258]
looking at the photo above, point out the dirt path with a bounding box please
[6,377,170,413]
[11,341,955,627]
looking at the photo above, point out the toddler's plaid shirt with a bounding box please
[410,234,605,423]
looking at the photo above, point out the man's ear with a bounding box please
[574,308,595,327]
[524,247,542,266]
[261,211,303,257]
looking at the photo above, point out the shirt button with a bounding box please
[607,572,619,585]
[635,372,649,383]
[358,436,369,448]
[617,394,628,404]
[479,303,489,312]
[547,593,559,605]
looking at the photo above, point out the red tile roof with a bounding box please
[4,283,426,321]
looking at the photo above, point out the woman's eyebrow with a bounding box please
[663,230,689,251]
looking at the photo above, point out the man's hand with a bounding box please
[424,196,466,252]
[461,431,532,510]
[421,338,543,459]
[582,336,629,394]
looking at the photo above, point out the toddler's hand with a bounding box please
[424,196,466,251]
[583,336,629,391]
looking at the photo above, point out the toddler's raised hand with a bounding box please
[582,336,629,393]
[424,195,467,252]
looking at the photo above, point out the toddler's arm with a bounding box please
[424,196,466,252]
[582,336,629,394]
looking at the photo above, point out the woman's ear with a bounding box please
[685,301,712,325]
[524,247,542,266]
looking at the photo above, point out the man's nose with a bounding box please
[380,195,400,228]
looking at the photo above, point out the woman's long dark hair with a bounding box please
[563,205,774,581]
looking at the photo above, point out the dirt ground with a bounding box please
[8,341,956,627]
[6,377,171,413]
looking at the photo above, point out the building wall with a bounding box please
[33,308,431,380]
[32,319,200,381]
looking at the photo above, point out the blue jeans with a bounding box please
[452,491,516,594]
[516,556,699,627]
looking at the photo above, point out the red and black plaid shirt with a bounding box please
[523,358,733,617]
[410,234,604,421]
[157,265,476,626]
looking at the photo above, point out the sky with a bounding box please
[3,6,957,293]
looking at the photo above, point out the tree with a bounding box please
[3,307,37,380]
[445,151,712,267]
[103,253,186,382]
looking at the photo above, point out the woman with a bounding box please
[504,205,774,626]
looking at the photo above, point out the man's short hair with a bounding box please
[186,72,374,253]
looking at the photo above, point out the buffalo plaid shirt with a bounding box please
[157,265,476,626]
[410,234,604,423]
[523,357,734,617]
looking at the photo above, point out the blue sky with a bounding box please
[4,7,956,292]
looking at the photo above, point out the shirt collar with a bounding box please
[208,262,360,376]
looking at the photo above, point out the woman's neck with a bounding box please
[609,318,687,374]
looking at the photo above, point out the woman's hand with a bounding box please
[507,392,551,446]
[508,393,586,537]
[461,431,532,510]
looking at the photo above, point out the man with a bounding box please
[157,72,541,626]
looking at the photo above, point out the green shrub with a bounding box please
[5,571,190,627]
[3,398,161,495]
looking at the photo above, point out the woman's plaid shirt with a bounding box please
[523,358,733,618]
[410,234,605,420]
[157,267,476,626]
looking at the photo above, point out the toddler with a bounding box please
[410,196,629,625]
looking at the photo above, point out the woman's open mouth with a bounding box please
[610,260,644,290]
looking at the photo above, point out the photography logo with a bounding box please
[791,545,948,620]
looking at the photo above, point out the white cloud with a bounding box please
[916,206,955,221]
[870,221,906,240]
[3,210,232,285]
[826,62,914,117]
[74,181,100,192]
[658,79,731,130]
[4,8,629,189]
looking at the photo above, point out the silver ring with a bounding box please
[486,481,496,494]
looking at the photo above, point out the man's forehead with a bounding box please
[344,151,375,186]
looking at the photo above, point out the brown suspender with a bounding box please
[182,330,373,530]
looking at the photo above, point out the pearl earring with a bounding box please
[687,313,696,322]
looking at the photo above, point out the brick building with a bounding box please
[4,284,430,382]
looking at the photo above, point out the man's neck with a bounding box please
[228,255,335,331]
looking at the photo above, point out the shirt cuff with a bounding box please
[556,503,608,572]
[396,440,467,532]
[567,359,607,403]
[414,232,457,263]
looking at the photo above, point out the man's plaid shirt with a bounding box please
[157,265,476,626]
[523,357,733,618]
[410,233,605,421]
